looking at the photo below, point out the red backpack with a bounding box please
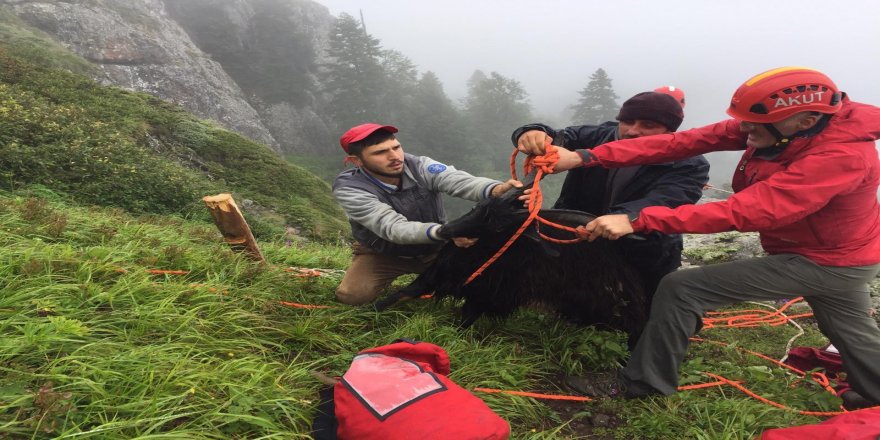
[327,339,510,440]
[760,408,880,440]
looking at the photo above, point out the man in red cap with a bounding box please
[517,67,880,410]
[332,123,521,305]
[511,91,709,348]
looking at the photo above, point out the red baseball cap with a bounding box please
[339,123,399,153]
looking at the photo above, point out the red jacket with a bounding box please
[586,97,880,266]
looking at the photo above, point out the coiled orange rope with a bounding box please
[464,146,590,285]
[702,297,813,329]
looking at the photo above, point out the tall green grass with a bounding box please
[0,190,844,438]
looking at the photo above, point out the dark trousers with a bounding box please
[623,254,880,403]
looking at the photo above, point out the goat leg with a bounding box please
[373,277,433,311]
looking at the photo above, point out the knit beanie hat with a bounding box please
[616,92,684,132]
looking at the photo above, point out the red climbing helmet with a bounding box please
[726,67,842,123]
[654,85,686,109]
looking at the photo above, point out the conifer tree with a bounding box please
[570,68,620,125]
[464,71,531,136]
[321,13,385,130]
[463,70,532,175]
[405,71,469,164]
[379,49,419,125]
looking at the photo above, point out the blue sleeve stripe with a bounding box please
[483,183,499,199]
[426,224,444,242]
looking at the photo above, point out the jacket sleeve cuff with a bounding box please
[483,182,500,199]
[630,216,647,233]
[427,224,445,242]
[576,150,599,167]
[610,209,640,223]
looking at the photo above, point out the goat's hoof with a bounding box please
[373,298,398,312]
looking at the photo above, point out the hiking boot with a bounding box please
[564,371,627,398]
[841,390,879,410]
[564,370,659,399]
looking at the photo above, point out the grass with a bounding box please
[0,10,349,242]
[0,189,851,439]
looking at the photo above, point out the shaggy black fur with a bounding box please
[375,184,649,339]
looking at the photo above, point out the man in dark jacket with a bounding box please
[512,91,710,302]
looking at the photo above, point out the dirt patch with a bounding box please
[530,374,622,438]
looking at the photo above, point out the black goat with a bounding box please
[375,183,649,339]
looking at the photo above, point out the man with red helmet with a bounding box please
[518,67,880,409]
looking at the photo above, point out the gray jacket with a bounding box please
[332,154,500,256]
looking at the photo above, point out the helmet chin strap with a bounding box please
[761,123,791,147]
[762,114,830,148]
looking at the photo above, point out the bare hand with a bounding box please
[516,130,551,155]
[517,187,533,207]
[515,131,585,173]
[490,179,524,197]
[585,214,634,242]
[452,237,479,248]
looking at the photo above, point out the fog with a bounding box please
[318,0,880,186]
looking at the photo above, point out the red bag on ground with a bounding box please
[784,347,848,391]
[759,408,880,440]
[334,339,510,440]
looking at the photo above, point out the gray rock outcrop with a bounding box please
[6,0,279,149]
[163,0,336,154]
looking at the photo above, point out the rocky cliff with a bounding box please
[4,0,282,150]
[163,0,336,154]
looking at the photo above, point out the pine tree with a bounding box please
[379,49,419,125]
[405,71,469,164]
[464,71,531,134]
[570,68,620,125]
[320,13,385,131]
[463,70,532,175]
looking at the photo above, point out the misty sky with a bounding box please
[317,0,880,185]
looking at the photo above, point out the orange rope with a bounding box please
[701,372,844,417]
[702,297,813,329]
[476,336,849,415]
[464,146,589,285]
[278,295,432,310]
[474,387,592,402]
[113,267,191,275]
[282,267,323,277]
[146,269,190,275]
[473,380,744,403]
[687,337,848,415]
[474,380,733,402]
[677,380,736,391]
[279,301,334,309]
[689,337,818,380]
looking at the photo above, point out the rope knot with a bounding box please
[524,143,560,176]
